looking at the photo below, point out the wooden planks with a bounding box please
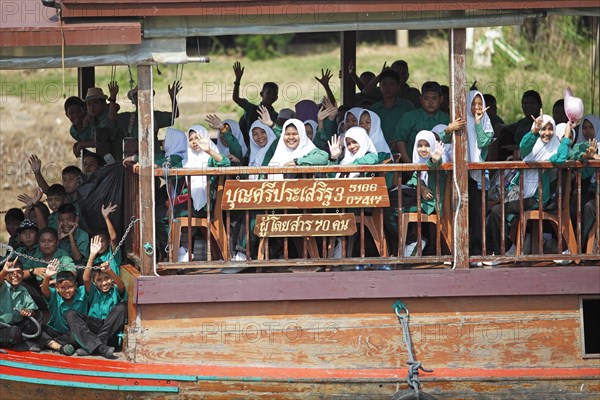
[222,178,389,210]
[254,213,356,237]
[130,296,598,372]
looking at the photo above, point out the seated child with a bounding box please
[25,227,77,281]
[82,150,106,176]
[327,127,379,177]
[57,204,90,264]
[40,265,85,356]
[65,235,126,358]
[4,208,24,250]
[91,203,121,276]
[0,257,43,352]
[486,114,572,261]
[403,130,446,256]
[13,220,45,309]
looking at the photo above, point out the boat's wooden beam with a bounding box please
[449,27,469,268]
[77,67,95,99]
[340,31,356,107]
[135,266,600,304]
[137,65,156,276]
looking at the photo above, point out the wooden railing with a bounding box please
[125,161,600,272]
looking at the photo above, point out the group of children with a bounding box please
[2,171,126,357]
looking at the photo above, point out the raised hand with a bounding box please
[108,81,119,98]
[90,235,103,256]
[2,256,19,272]
[168,80,182,98]
[348,59,355,75]
[198,137,212,153]
[29,154,42,174]
[531,108,544,133]
[17,191,39,208]
[101,203,118,219]
[45,259,59,278]
[205,114,225,130]
[474,106,490,125]
[233,61,244,82]
[431,140,445,163]
[328,135,343,159]
[257,105,273,127]
[585,138,598,159]
[315,68,333,87]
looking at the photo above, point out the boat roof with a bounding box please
[1,0,598,69]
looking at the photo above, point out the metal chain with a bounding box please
[393,300,433,396]
[0,218,139,270]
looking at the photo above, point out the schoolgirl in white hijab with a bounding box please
[268,119,318,179]
[338,127,378,178]
[575,115,600,145]
[466,90,494,184]
[343,107,363,132]
[184,125,224,211]
[217,119,248,159]
[412,130,438,186]
[304,120,318,141]
[359,109,392,157]
[520,114,562,199]
[248,120,277,180]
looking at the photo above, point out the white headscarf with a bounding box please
[217,119,248,158]
[360,109,391,156]
[521,115,559,199]
[412,130,437,186]
[164,127,188,164]
[340,127,378,178]
[248,120,277,180]
[304,120,318,142]
[268,119,316,179]
[431,123,452,162]
[467,90,493,183]
[184,125,219,211]
[576,115,600,144]
[344,107,363,132]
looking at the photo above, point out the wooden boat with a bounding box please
[1,1,599,398]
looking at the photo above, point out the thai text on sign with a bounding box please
[254,213,357,237]
[222,178,389,210]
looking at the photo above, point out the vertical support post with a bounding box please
[340,31,356,106]
[137,65,156,276]
[449,28,469,268]
[78,67,95,98]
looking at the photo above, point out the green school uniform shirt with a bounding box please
[313,118,337,150]
[58,228,90,261]
[398,108,450,157]
[47,212,59,232]
[370,98,415,145]
[406,158,445,215]
[326,153,379,178]
[46,286,87,334]
[94,247,122,276]
[0,281,38,325]
[87,284,126,320]
[16,245,39,271]
[70,124,94,142]
[27,248,77,282]
[569,141,598,182]
[511,131,570,206]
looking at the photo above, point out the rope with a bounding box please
[392,301,433,399]
[58,6,66,99]
[0,313,41,340]
[0,218,139,270]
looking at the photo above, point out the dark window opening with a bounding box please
[582,298,600,355]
